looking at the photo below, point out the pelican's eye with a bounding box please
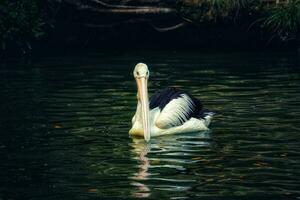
[136,71,140,76]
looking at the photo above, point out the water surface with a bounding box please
[0,50,300,199]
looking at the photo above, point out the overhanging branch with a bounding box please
[57,0,177,15]
[150,22,187,32]
[90,0,161,9]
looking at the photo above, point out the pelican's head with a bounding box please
[133,63,149,79]
[133,63,150,142]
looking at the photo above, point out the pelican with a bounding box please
[129,63,214,141]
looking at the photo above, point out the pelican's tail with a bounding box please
[199,110,215,127]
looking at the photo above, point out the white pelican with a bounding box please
[129,63,214,141]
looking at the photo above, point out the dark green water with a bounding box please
[0,51,300,200]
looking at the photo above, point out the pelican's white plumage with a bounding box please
[156,94,197,129]
[129,63,214,141]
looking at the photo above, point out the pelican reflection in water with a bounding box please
[129,63,214,141]
[130,132,212,198]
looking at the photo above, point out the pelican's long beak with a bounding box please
[136,76,150,142]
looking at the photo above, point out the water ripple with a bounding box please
[0,51,299,200]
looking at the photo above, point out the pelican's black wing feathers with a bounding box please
[149,88,208,128]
